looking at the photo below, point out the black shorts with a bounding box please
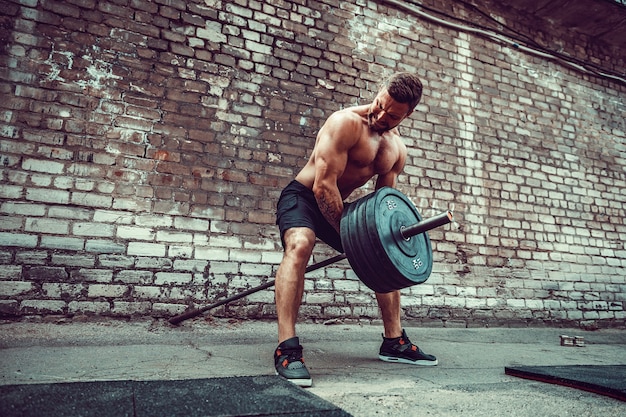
[276,180,344,252]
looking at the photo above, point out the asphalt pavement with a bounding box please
[1,317,624,416]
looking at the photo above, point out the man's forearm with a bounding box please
[315,189,343,232]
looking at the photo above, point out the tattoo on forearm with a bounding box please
[317,193,342,231]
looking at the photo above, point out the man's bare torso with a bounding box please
[295,104,406,199]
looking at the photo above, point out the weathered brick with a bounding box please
[174,216,209,231]
[114,270,153,284]
[133,285,162,299]
[71,192,113,208]
[135,257,172,269]
[1,202,46,216]
[305,292,334,305]
[26,188,70,204]
[111,301,152,315]
[0,265,22,279]
[85,239,125,253]
[68,300,110,314]
[40,236,85,251]
[194,247,229,261]
[127,242,166,257]
[93,210,134,224]
[0,281,33,295]
[21,300,67,314]
[25,173,53,190]
[239,262,271,278]
[154,272,192,285]
[168,245,192,258]
[0,185,23,200]
[0,300,20,315]
[0,232,38,248]
[151,303,186,315]
[41,282,84,298]
[0,215,23,230]
[135,214,173,227]
[48,206,93,220]
[117,225,155,240]
[25,218,69,234]
[155,230,193,243]
[209,235,242,249]
[68,268,111,283]
[172,259,208,272]
[13,251,46,265]
[22,158,65,174]
[87,284,128,298]
[98,255,135,268]
[112,197,152,212]
[73,222,115,237]
[51,254,95,268]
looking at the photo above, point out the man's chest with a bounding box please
[349,135,399,174]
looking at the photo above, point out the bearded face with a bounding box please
[367,90,412,133]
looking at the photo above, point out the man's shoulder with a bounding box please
[329,106,366,121]
[323,106,368,132]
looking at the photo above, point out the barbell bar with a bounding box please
[169,187,453,325]
[401,210,453,240]
[168,253,347,325]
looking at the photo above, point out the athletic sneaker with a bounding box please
[274,336,312,387]
[379,329,438,366]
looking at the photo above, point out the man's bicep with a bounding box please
[313,115,356,183]
[375,172,397,189]
[315,146,347,184]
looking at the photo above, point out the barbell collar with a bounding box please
[400,210,453,240]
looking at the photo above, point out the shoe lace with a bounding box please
[382,333,418,354]
[277,346,305,369]
[398,336,419,352]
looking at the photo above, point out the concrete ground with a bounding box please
[0,317,624,416]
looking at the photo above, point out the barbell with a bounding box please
[341,187,452,293]
[169,187,452,325]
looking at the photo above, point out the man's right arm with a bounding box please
[311,112,359,232]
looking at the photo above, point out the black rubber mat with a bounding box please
[505,365,626,401]
[0,375,353,417]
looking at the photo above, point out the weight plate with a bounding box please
[340,187,434,293]
[341,198,380,291]
[373,188,433,287]
[363,190,404,292]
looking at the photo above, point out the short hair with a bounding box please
[382,72,423,110]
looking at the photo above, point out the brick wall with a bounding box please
[1,0,625,328]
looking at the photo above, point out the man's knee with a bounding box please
[283,228,316,261]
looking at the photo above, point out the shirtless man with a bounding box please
[274,72,437,387]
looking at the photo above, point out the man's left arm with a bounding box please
[375,171,398,189]
[375,140,407,189]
